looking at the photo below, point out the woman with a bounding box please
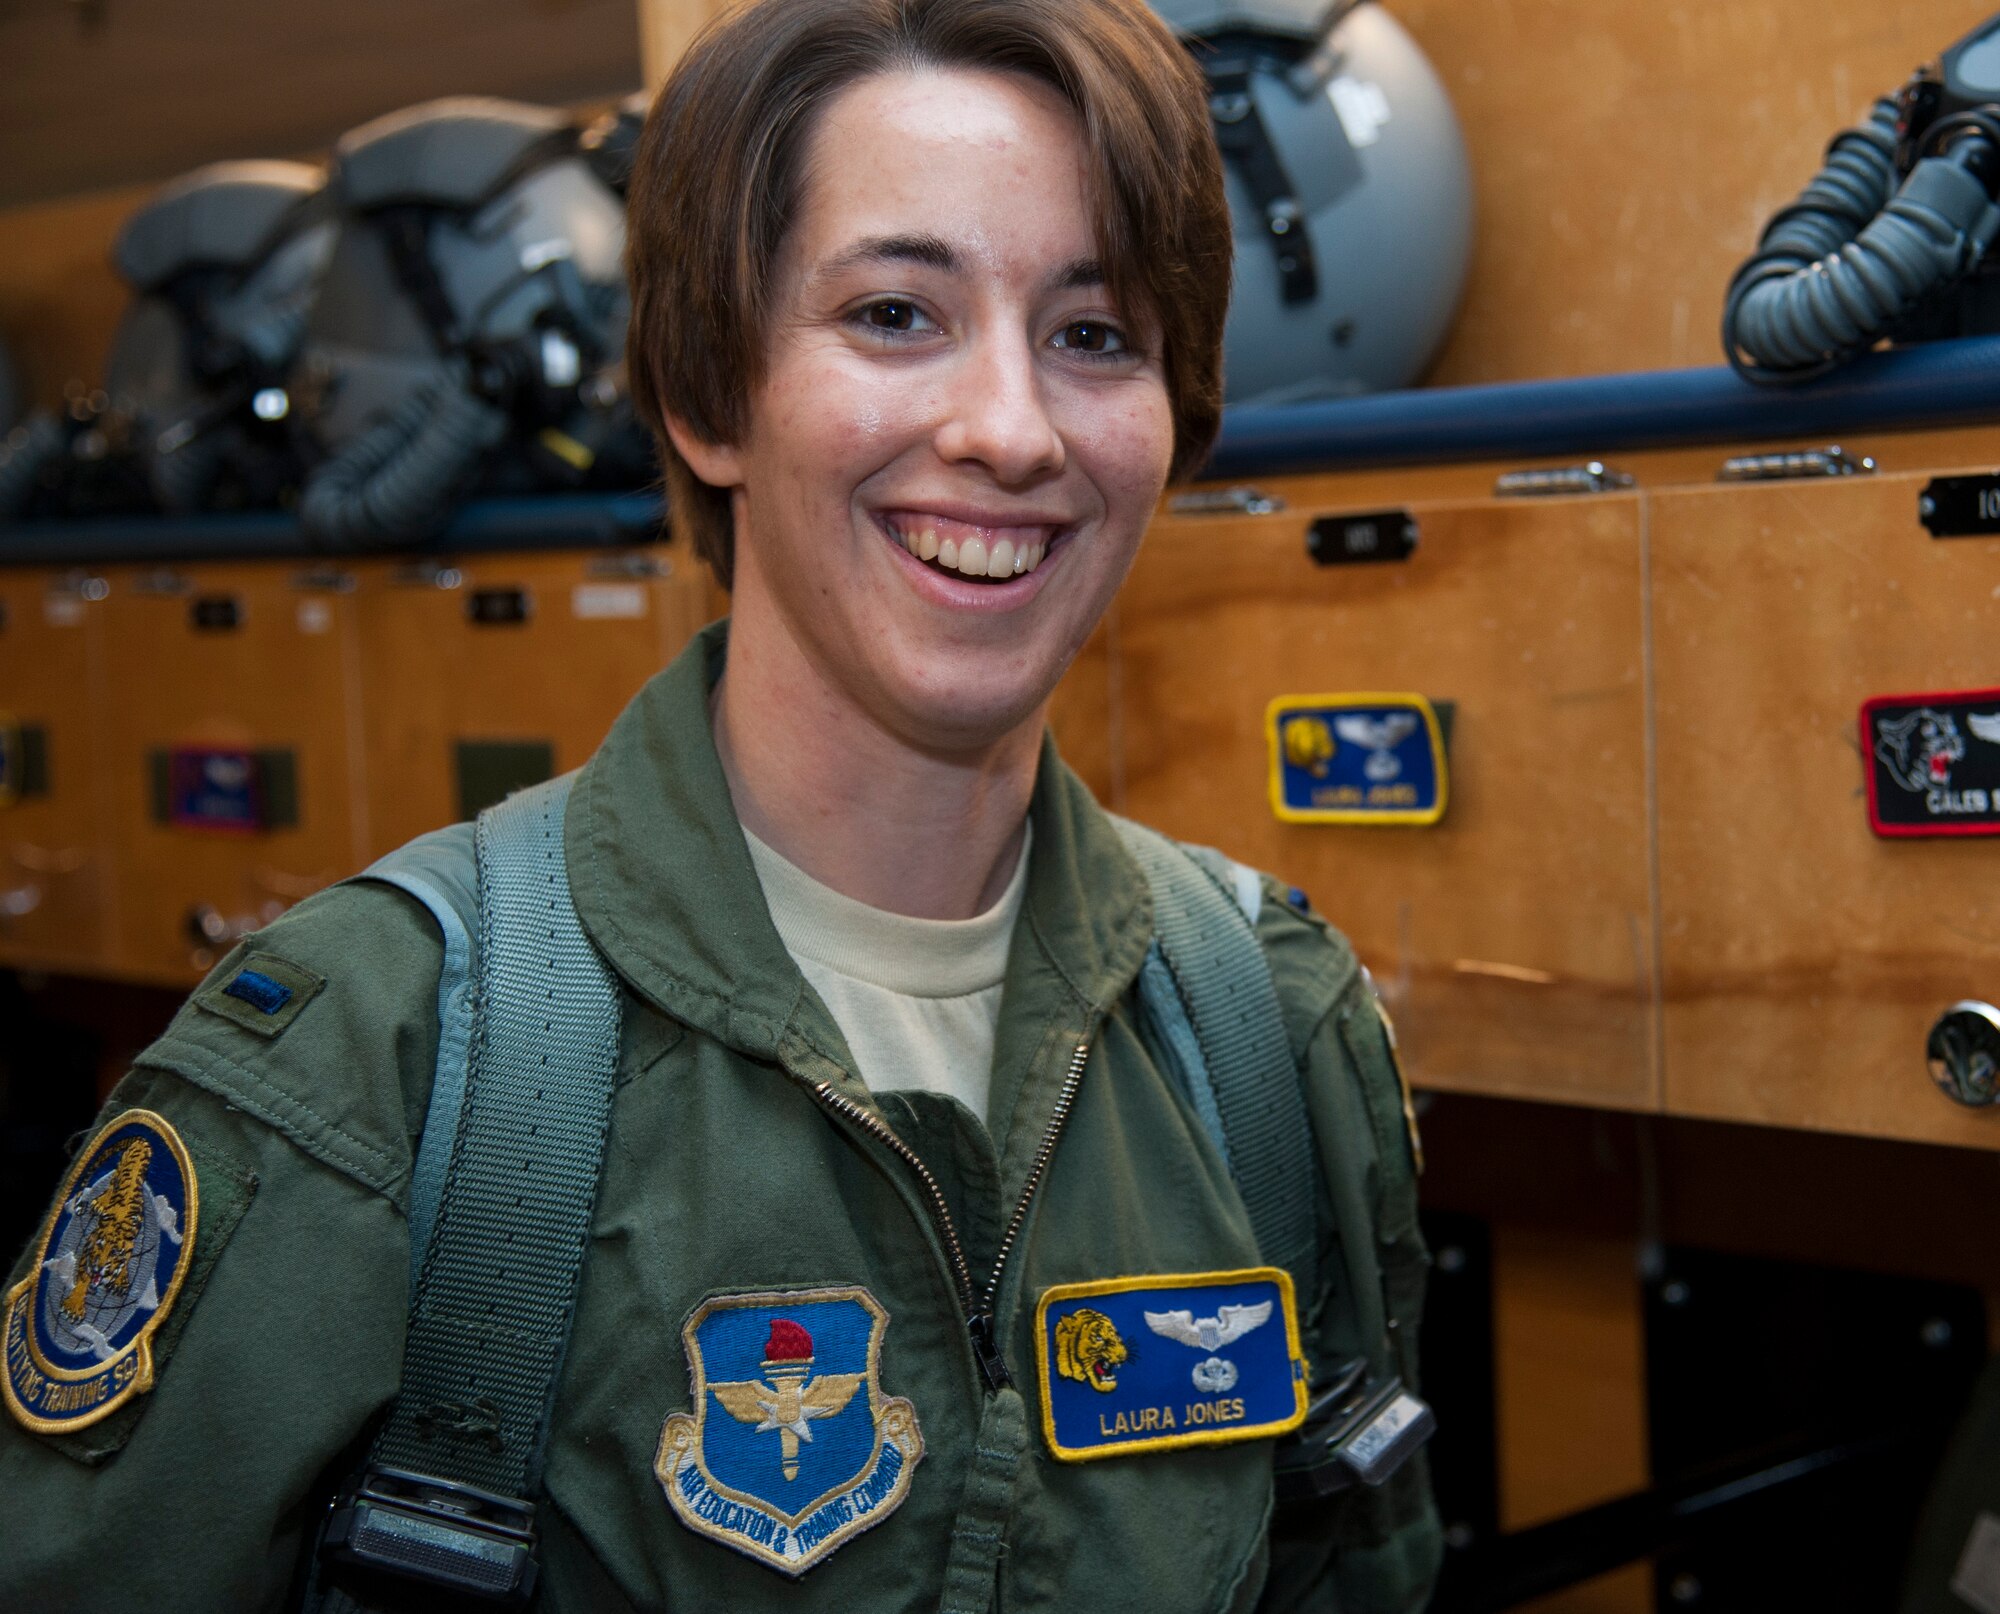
[0,1,1436,1608]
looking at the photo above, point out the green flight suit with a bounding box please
[0,623,1439,1612]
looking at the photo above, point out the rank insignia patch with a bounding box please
[655,1286,924,1577]
[5,1110,198,1434]
[1034,1268,1308,1462]
[1267,693,1447,825]
[1863,689,2000,837]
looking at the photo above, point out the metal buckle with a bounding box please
[1273,1362,1436,1503]
[321,1466,539,1604]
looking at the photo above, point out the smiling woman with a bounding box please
[0,2,1436,1610]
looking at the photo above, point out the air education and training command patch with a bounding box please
[1035,1268,1308,1462]
[1268,693,1448,826]
[656,1286,924,1578]
[5,1110,198,1434]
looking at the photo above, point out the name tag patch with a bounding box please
[5,1110,198,1434]
[1862,688,2000,836]
[1267,694,1447,825]
[1034,1268,1308,1462]
[655,1286,923,1578]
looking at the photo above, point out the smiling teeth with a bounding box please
[898,523,1050,578]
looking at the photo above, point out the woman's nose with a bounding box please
[932,332,1066,486]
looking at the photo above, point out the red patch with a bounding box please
[764,1319,814,1362]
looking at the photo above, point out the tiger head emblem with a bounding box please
[1053,1308,1128,1394]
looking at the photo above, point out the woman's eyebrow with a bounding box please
[1050,256,1106,291]
[813,232,959,282]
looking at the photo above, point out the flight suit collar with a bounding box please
[565,620,1154,1081]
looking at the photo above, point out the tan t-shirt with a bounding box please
[742,823,1032,1124]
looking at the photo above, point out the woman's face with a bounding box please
[682,66,1176,754]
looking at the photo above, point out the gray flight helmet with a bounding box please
[1155,0,1474,403]
[101,160,337,511]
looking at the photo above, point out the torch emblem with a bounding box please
[707,1318,864,1480]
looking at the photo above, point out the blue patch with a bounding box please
[1035,1268,1308,1462]
[5,1110,198,1433]
[1266,694,1448,826]
[655,1286,923,1577]
[222,969,292,1015]
[168,747,263,832]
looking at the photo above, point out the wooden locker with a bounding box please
[96,561,366,985]
[0,569,115,974]
[1652,471,2000,1149]
[355,545,713,860]
[1107,490,1656,1110]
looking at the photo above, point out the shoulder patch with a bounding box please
[194,951,325,1038]
[5,1110,198,1434]
[1034,1268,1308,1462]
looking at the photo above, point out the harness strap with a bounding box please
[372,772,622,1497]
[1115,818,1320,1306]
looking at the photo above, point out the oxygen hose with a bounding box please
[299,374,507,548]
[0,411,68,521]
[1724,97,2000,383]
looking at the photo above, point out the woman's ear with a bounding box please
[665,413,746,489]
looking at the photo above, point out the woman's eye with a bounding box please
[1054,320,1127,356]
[859,299,934,335]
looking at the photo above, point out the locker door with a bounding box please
[355,545,713,860]
[1652,472,2000,1148]
[1110,490,1656,1109]
[0,569,114,974]
[98,562,366,984]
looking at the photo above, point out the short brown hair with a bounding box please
[625,0,1231,587]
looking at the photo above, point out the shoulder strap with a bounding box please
[1113,817,1319,1305]
[352,821,479,1289]
[311,774,623,1608]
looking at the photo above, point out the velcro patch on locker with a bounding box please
[1861,688,2000,837]
[1034,1268,1308,1462]
[1266,694,1447,826]
[195,951,325,1038]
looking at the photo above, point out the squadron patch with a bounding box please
[1267,693,1447,826]
[655,1286,923,1577]
[1034,1268,1308,1462]
[5,1110,198,1434]
[1862,688,2000,837]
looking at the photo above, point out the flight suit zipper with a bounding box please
[811,1036,1092,1394]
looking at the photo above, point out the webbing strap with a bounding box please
[370,775,623,1497]
[1115,819,1319,1304]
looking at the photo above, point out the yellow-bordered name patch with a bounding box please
[5,1110,198,1434]
[1034,1267,1308,1462]
[1267,693,1448,826]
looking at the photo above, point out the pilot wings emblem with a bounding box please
[1143,1302,1274,1351]
[709,1367,863,1482]
[1145,1301,1273,1393]
[1334,712,1419,780]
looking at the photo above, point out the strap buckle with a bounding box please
[320,1465,539,1604]
[1273,1361,1436,1502]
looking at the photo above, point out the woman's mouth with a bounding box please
[880,512,1061,583]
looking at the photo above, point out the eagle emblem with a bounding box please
[5,1110,198,1435]
[655,1286,923,1578]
